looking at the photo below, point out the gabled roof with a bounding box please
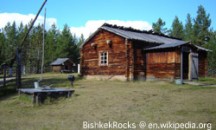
[101,24,185,44]
[81,23,185,48]
[81,23,209,52]
[50,58,70,66]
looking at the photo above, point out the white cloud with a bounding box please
[70,20,152,39]
[0,13,57,29]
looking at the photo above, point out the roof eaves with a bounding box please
[193,45,212,52]
[50,58,69,65]
[80,28,102,48]
[144,42,188,51]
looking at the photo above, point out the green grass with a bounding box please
[198,77,216,84]
[0,73,216,130]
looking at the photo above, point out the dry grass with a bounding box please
[0,73,216,130]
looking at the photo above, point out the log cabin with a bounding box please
[80,23,209,81]
[50,58,74,73]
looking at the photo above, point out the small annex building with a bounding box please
[50,58,74,72]
[80,23,209,81]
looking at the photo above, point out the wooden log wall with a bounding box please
[80,28,208,80]
[132,42,149,80]
[146,49,181,80]
[198,51,208,77]
[52,66,62,72]
[81,30,127,76]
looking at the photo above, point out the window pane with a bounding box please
[100,52,108,65]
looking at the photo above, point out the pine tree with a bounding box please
[56,24,73,58]
[170,16,184,39]
[17,22,29,66]
[45,24,59,70]
[4,22,18,66]
[152,18,167,34]
[29,24,44,73]
[184,14,193,41]
[204,30,216,75]
[193,5,211,45]
[0,29,6,65]
[77,34,85,48]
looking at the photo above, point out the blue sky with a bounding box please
[0,0,215,38]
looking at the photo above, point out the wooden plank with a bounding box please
[146,50,180,79]
[81,29,127,76]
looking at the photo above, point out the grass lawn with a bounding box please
[0,73,216,130]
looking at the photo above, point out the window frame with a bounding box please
[99,51,108,66]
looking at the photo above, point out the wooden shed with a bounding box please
[50,58,74,72]
[80,24,209,81]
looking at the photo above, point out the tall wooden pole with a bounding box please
[15,0,47,88]
[16,48,22,88]
[40,8,46,81]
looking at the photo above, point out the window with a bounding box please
[99,52,108,65]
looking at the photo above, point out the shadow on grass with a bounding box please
[0,80,17,101]
[0,75,80,101]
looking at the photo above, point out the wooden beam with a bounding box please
[125,39,129,81]
[180,48,183,84]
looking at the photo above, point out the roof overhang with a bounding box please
[144,42,188,51]
[144,42,211,52]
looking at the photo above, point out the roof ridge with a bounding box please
[102,23,182,40]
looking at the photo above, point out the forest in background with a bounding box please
[152,5,216,75]
[0,23,84,73]
[0,5,216,75]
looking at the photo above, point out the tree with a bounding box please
[193,5,211,45]
[204,30,216,75]
[0,21,82,73]
[170,16,184,39]
[29,24,44,73]
[56,24,72,58]
[0,29,6,64]
[17,22,29,66]
[75,34,85,59]
[45,24,59,70]
[4,22,18,66]
[56,24,79,63]
[152,18,167,34]
[77,34,85,48]
[184,14,193,41]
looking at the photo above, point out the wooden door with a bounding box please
[189,53,199,80]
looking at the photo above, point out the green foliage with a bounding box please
[203,31,216,75]
[0,22,84,73]
[152,18,167,34]
[192,5,211,45]
[44,24,59,70]
[3,22,18,66]
[0,31,6,64]
[184,14,193,41]
[169,16,184,39]
[152,5,215,75]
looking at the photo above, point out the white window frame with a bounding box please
[99,51,108,66]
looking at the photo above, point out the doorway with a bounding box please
[183,52,189,79]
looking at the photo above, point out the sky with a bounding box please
[0,0,216,38]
